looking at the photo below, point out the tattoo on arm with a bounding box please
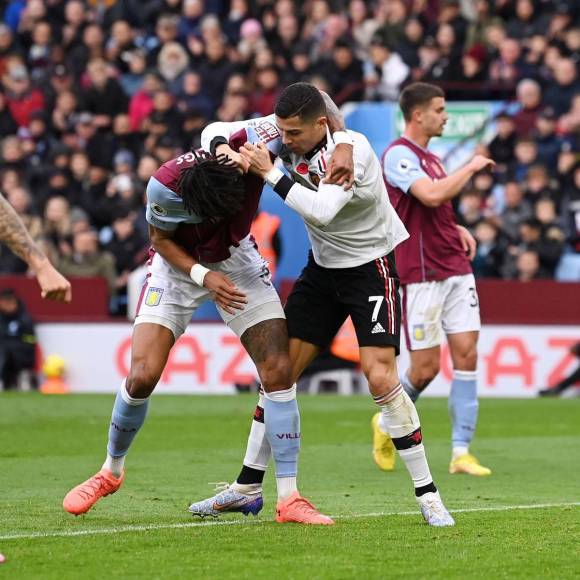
[320,91,345,132]
[0,193,45,266]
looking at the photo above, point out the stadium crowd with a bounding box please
[0,0,579,312]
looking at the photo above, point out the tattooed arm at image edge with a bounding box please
[0,193,46,267]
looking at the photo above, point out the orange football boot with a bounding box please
[63,469,125,515]
[275,492,334,525]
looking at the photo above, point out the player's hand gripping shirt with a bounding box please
[202,115,409,268]
[382,137,472,284]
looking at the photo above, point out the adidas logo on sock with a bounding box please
[371,322,386,334]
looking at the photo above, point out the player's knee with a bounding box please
[454,347,478,371]
[126,362,160,398]
[363,359,398,393]
[258,355,293,392]
[413,361,439,389]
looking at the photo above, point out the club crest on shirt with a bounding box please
[413,324,425,341]
[309,172,321,186]
[145,287,164,307]
[150,203,167,217]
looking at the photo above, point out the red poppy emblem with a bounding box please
[296,162,309,175]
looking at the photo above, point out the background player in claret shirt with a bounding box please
[61,128,352,524]
[374,82,495,477]
[190,82,455,527]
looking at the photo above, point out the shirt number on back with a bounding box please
[176,152,195,164]
[368,296,384,322]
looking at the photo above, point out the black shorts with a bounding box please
[285,252,401,354]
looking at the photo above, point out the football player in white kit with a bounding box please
[190,83,455,527]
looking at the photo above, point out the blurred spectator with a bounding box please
[324,39,364,103]
[513,79,543,137]
[488,113,516,173]
[452,44,488,100]
[364,35,409,101]
[472,219,505,278]
[488,37,530,94]
[349,0,381,59]
[248,66,280,117]
[466,0,505,49]
[543,58,580,117]
[499,181,533,242]
[198,39,236,107]
[157,41,190,95]
[506,0,549,40]
[535,108,563,169]
[128,71,164,132]
[4,64,44,127]
[523,164,559,204]
[516,249,542,281]
[57,228,116,296]
[458,188,484,230]
[82,59,128,130]
[0,288,37,391]
[105,20,139,74]
[425,23,462,86]
[177,71,213,120]
[510,137,539,182]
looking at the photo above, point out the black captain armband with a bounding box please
[265,167,294,200]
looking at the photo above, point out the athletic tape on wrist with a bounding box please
[264,167,284,187]
[190,263,210,286]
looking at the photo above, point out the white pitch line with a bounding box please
[0,502,577,542]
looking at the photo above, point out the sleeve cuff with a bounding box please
[273,175,294,200]
[332,131,354,146]
[209,136,228,155]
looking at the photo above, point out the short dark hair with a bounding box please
[176,152,246,220]
[275,82,326,121]
[399,82,445,121]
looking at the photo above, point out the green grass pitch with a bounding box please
[0,393,578,579]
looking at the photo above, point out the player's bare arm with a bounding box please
[456,225,477,260]
[0,193,72,302]
[410,155,495,207]
[148,224,247,314]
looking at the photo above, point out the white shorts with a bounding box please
[135,235,285,339]
[402,273,481,351]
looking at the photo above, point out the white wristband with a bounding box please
[190,263,210,286]
[332,131,353,146]
[264,167,284,187]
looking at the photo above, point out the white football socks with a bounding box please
[374,384,434,490]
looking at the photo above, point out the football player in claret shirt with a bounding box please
[190,82,455,527]
[374,82,495,476]
[63,97,354,524]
